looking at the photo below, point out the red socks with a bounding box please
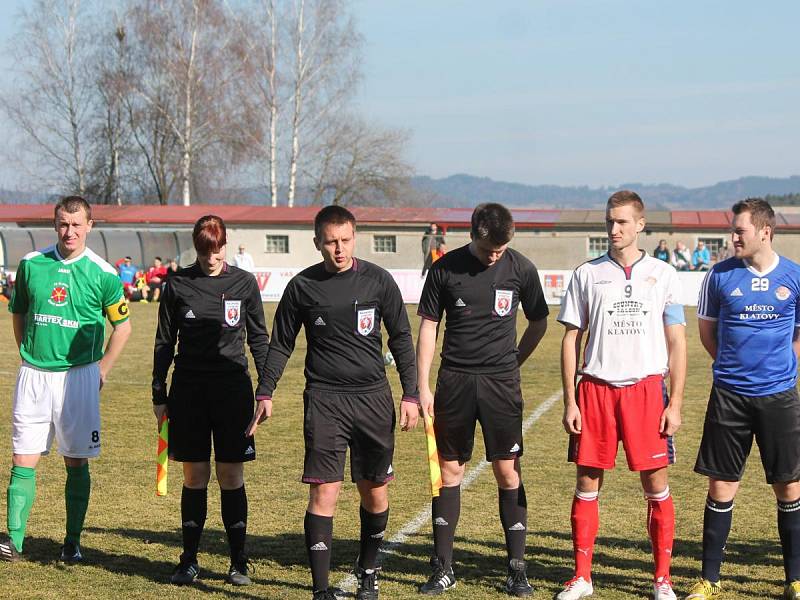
[646,487,674,581]
[570,490,599,580]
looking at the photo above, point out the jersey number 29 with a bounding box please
[751,277,769,292]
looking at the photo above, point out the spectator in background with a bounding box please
[421,223,447,277]
[233,244,255,272]
[672,242,693,271]
[165,258,180,280]
[693,240,711,271]
[0,270,11,301]
[653,239,670,262]
[117,256,139,297]
[719,240,735,260]
[116,257,148,302]
[146,257,168,302]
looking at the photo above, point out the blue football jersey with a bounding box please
[697,255,800,395]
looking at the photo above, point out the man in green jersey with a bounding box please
[0,196,131,562]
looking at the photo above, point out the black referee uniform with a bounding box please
[264,257,417,481]
[152,261,269,583]
[417,243,549,593]
[263,256,417,598]
[153,262,270,455]
[418,245,549,462]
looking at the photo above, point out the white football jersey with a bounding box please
[558,252,685,386]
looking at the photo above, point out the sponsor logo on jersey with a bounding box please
[455,298,466,307]
[433,517,449,526]
[358,308,375,335]
[245,446,255,456]
[730,287,743,297]
[776,286,791,301]
[310,542,328,551]
[608,299,644,316]
[34,313,79,329]
[508,522,525,531]
[225,300,241,326]
[185,309,196,319]
[738,303,781,321]
[509,443,520,453]
[314,316,326,326]
[494,289,513,316]
[49,283,69,307]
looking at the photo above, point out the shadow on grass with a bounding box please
[21,526,784,597]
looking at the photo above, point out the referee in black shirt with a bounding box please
[263,205,419,600]
[152,215,271,586]
[416,203,549,596]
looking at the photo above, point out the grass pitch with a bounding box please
[0,304,791,598]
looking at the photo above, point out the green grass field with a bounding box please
[0,304,791,599]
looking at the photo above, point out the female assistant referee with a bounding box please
[151,215,271,586]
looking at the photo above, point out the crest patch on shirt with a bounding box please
[357,308,375,335]
[776,286,791,301]
[225,300,241,326]
[494,289,513,316]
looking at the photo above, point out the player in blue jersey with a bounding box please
[687,198,800,600]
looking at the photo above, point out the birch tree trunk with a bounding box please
[268,0,278,207]
[181,2,199,206]
[287,0,305,208]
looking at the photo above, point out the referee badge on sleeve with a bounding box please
[357,308,375,335]
[494,289,513,316]
[224,300,241,326]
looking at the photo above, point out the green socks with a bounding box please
[65,464,90,545]
[7,465,36,552]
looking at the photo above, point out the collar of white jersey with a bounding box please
[743,252,779,277]
[605,249,647,270]
[53,244,87,265]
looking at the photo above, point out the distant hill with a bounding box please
[410,174,800,209]
[4,175,800,209]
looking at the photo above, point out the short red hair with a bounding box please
[192,215,227,255]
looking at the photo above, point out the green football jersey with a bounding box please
[9,245,129,371]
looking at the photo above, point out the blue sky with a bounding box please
[354,1,800,187]
[1,1,798,189]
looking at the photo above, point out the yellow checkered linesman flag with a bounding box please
[424,414,443,497]
[156,415,168,496]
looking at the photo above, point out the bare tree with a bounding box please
[126,0,249,205]
[306,116,414,206]
[1,0,98,196]
[286,0,361,207]
[91,20,130,204]
[236,0,281,206]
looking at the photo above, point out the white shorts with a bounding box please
[12,362,102,458]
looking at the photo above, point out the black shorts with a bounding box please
[434,367,523,463]
[167,370,256,463]
[695,384,800,484]
[302,385,395,484]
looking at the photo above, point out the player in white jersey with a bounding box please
[0,196,131,563]
[556,191,687,600]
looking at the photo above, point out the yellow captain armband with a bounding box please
[106,298,130,324]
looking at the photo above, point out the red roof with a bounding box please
[0,204,797,230]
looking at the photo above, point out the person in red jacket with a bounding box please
[145,257,168,302]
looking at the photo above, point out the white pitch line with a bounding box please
[336,389,563,592]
